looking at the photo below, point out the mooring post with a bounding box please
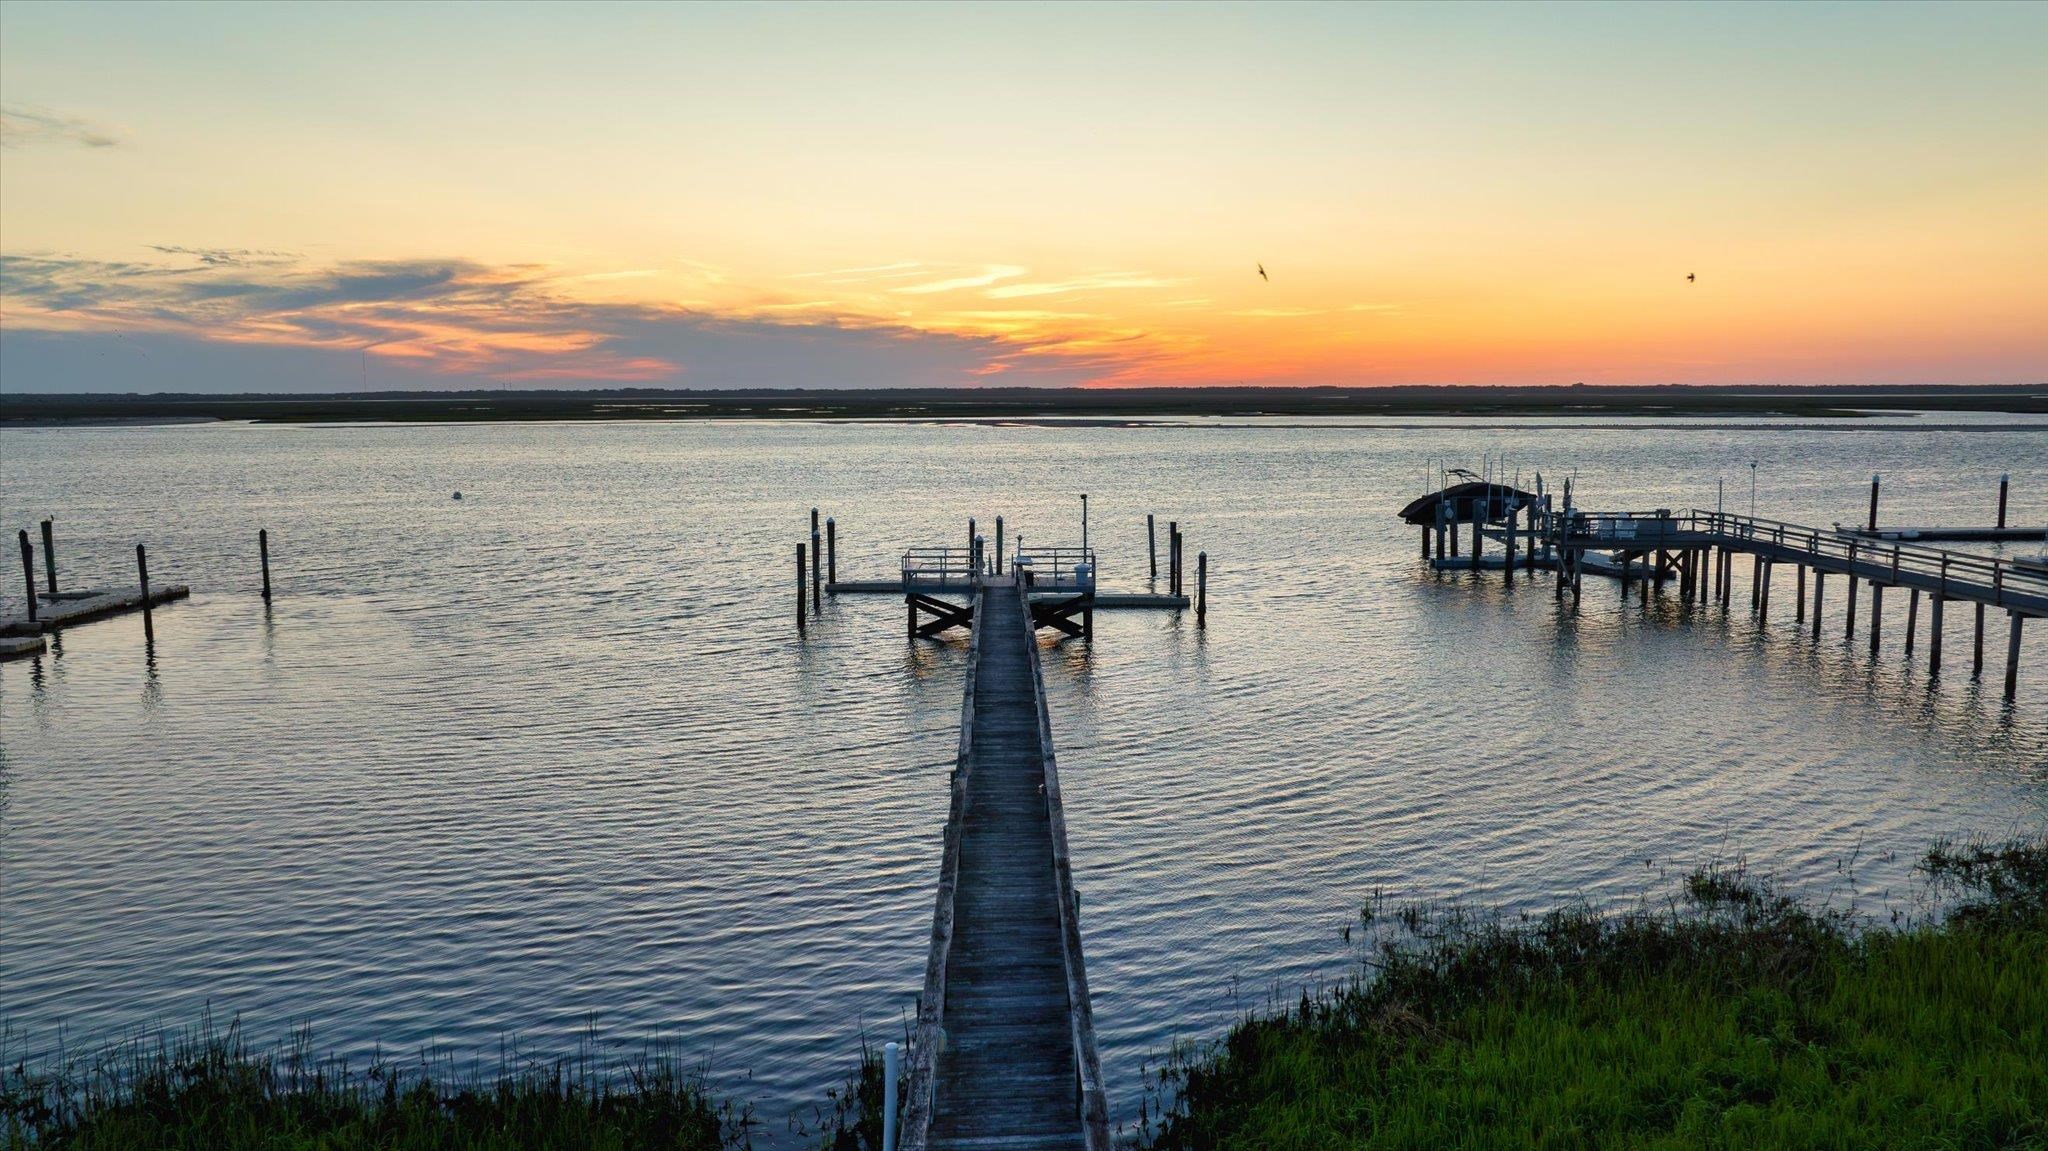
[1197,551,1208,627]
[1148,513,1158,580]
[1845,546,1860,639]
[136,543,154,640]
[1930,593,1944,674]
[882,1041,900,1151]
[1420,524,1430,560]
[1169,521,1181,595]
[1997,473,2009,529]
[17,530,37,623]
[1796,564,1806,622]
[1975,603,1986,677]
[1867,473,1880,532]
[1751,554,1764,610]
[1869,582,1885,656]
[1619,552,1631,596]
[825,518,837,587]
[1504,503,1517,585]
[1470,516,1481,572]
[259,528,272,600]
[39,519,56,595]
[1811,570,1825,639]
[1758,561,1772,617]
[1904,589,1920,657]
[993,516,1004,575]
[968,517,976,559]
[811,528,823,611]
[2005,612,2025,703]
[797,543,807,632]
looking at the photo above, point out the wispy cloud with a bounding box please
[985,272,1181,299]
[787,260,927,283]
[148,245,298,267]
[893,264,1027,295]
[0,104,121,149]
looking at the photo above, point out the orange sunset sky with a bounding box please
[2,1,2044,391]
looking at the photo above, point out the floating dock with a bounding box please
[0,634,48,662]
[1,584,190,637]
[902,578,1108,1150]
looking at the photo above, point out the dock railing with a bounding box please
[1554,509,2048,614]
[901,547,983,589]
[1012,547,1096,593]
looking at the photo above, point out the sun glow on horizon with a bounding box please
[3,2,2044,391]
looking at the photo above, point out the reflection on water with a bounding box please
[2,415,2045,1138]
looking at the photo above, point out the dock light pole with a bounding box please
[1868,474,1880,532]
[882,1041,901,1151]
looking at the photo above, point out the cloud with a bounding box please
[985,272,1181,299]
[0,249,1121,391]
[892,264,1028,295]
[0,104,121,149]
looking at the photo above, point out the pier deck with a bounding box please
[904,579,1107,1151]
[1,584,190,637]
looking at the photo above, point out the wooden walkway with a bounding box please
[903,578,1108,1151]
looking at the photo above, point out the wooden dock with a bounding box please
[1,584,190,637]
[902,578,1108,1151]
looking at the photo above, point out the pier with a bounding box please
[902,577,1109,1150]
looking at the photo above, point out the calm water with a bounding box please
[3,415,2045,1138]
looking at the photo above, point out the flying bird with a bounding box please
[1257,263,1268,282]
[1686,272,1696,283]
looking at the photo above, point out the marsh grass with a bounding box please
[1148,838,2048,1149]
[0,1016,750,1150]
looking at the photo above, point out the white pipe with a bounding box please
[883,1041,900,1151]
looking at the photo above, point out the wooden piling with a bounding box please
[1148,514,1157,579]
[1751,554,1764,610]
[137,543,154,641]
[259,528,272,600]
[2005,612,2025,703]
[1867,473,1880,532]
[1796,565,1806,622]
[994,516,1004,575]
[1975,602,1986,677]
[1758,560,1772,617]
[1905,588,1920,657]
[1869,583,1884,656]
[826,518,838,586]
[1470,516,1481,572]
[1997,474,2009,529]
[1420,524,1430,560]
[17,530,37,623]
[1811,571,1825,639]
[1504,507,1517,584]
[39,519,56,595]
[1197,552,1208,627]
[812,529,823,611]
[797,543,807,632]
[1846,548,1860,639]
[1930,593,1944,674]
[1169,522,1181,596]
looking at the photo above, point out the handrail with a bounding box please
[1013,546,1097,592]
[899,577,988,1150]
[1550,508,2048,605]
[1019,580,1111,1149]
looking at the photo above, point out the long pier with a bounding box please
[1549,509,2044,700]
[902,578,1108,1150]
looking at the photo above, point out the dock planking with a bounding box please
[1,584,190,637]
[905,579,1107,1150]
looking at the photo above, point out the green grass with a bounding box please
[1,1020,750,1150]
[1149,839,2048,1150]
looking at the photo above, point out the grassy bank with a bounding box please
[0,1021,751,1150]
[1149,838,2048,1149]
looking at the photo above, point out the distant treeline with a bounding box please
[4,384,2045,423]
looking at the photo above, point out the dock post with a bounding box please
[1795,565,1806,621]
[968,518,977,558]
[1930,594,1944,675]
[1524,503,1537,573]
[812,527,823,611]
[1470,516,1481,572]
[994,516,1004,575]
[1867,474,1880,532]
[1751,555,1763,611]
[1758,561,1771,617]
[259,528,272,600]
[1619,552,1631,596]
[17,530,37,623]
[1421,524,1430,560]
[883,1041,900,1151]
[826,518,837,587]
[797,544,807,632]
[1811,571,1825,639]
[1169,522,1181,595]
[1449,514,1459,556]
[1504,505,1516,585]
[1197,551,1208,627]
[1572,549,1584,605]
[2005,612,2025,702]
[39,519,56,595]
[1997,474,2009,529]
[1869,583,1884,656]
[137,543,154,641]
[1975,603,1986,677]
[1905,589,1920,657]
[1148,514,1158,579]
[1845,546,1860,639]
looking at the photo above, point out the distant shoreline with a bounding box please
[3,384,2043,425]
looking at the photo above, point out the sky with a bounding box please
[2,1,2044,392]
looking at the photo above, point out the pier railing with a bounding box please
[901,547,982,588]
[1012,547,1096,593]
[1555,509,2048,613]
